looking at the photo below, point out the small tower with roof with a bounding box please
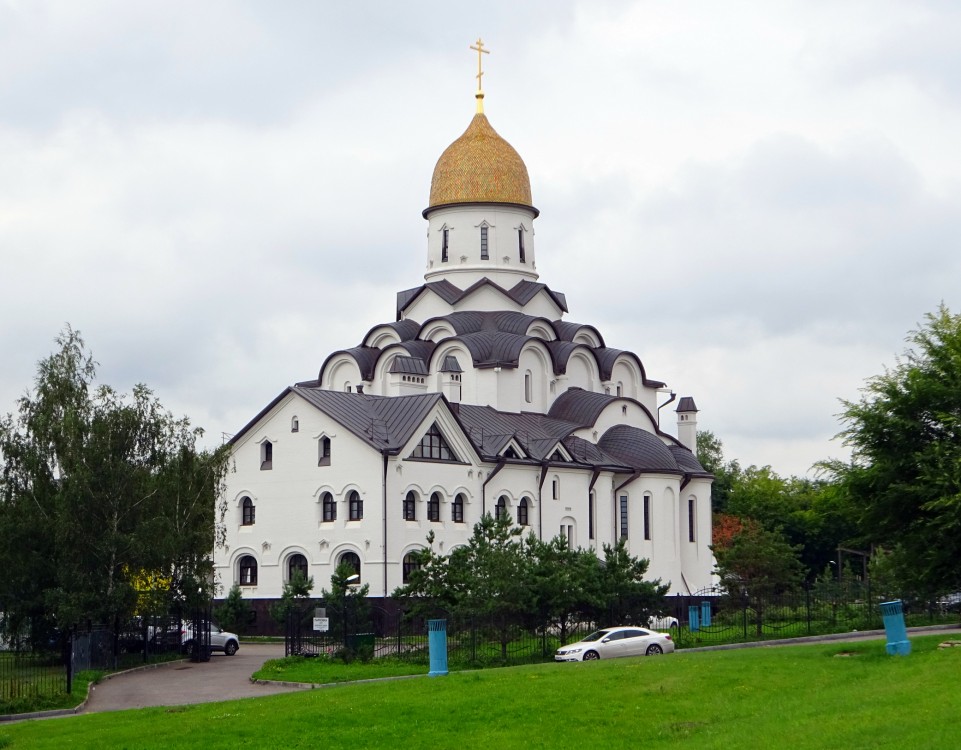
[676,396,699,452]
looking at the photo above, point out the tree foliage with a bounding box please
[215,583,253,635]
[0,327,229,642]
[822,304,961,595]
[712,524,805,634]
[393,514,667,652]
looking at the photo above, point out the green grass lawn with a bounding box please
[1,635,959,749]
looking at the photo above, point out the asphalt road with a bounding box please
[82,643,305,713]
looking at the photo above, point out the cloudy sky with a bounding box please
[1,1,958,477]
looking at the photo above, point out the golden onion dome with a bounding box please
[427,110,534,211]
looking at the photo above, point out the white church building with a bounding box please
[214,57,714,618]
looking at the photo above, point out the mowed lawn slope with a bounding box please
[2,635,959,749]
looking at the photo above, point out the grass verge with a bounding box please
[1,635,959,749]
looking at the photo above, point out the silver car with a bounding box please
[182,622,240,656]
[555,626,674,661]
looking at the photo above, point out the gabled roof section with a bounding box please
[440,355,463,373]
[396,278,568,318]
[289,388,446,454]
[388,356,429,375]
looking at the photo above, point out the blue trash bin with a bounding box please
[688,605,700,632]
[879,600,911,656]
[427,619,449,676]
[700,601,712,628]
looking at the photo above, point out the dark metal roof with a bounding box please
[547,387,616,426]
[552,320,605,347]
[388,356,429,375]
[676,396,699,413]
[291,387,445,454]
[598,425,683,474]
[396,277,569,318]
[318,346,382,382]
[440,355,463,373]
[230,385,703,480]
[361,319,421,345]
[668,444,709,475]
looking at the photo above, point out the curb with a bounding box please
[0,657,189,724]
[250,672,428,690]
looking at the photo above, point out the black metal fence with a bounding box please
[0,647,66,714]
[665,581,959,648]
[285,583,961,666]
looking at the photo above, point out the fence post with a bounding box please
[806,584,812,636]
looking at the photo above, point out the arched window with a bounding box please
[288,553,308,582]
[452,493,465,523]
[428,492,441,522]
[402,551,421,583]
[442,227,449,263]
[644,493,653,541]
[318,437,331,466]
[552,476,559,500]
[239,555,258,586]
[524,370,532,404]
[260,441,273,470]
[517,497,529,526]
[495,495,508,521]
[518,227,526,263]
[339,551,361,583]
[348,490,363,521]
[403,491,417,521]
[321,492,336,522]
[616,382,623,397]
[688,497,697,542]
[241,496,255,526]
[291,416,299,432]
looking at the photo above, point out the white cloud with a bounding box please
[1,0,959,479]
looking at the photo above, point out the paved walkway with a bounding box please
[82,643,305,713]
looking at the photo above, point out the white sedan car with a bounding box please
[555,626,674,661]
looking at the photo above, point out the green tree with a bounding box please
[524,534,599,643]
[595,538,669,625]
[322,562,371,658]
[712,524,805,635]
[0,327,229,643]
[270,570,314,625]
[822,305,961,597]
[215,583,253,635]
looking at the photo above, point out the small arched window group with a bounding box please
[339,551,361,583]
[288,553,308,582]
[241,496,255,526]
[239,555,258,586]
[348,491,363,521]
[403,491,417,521]
[452,493,465,523]
[321,492,336,522]
[402,551,421,583]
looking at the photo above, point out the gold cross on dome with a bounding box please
[470,38,489,92]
